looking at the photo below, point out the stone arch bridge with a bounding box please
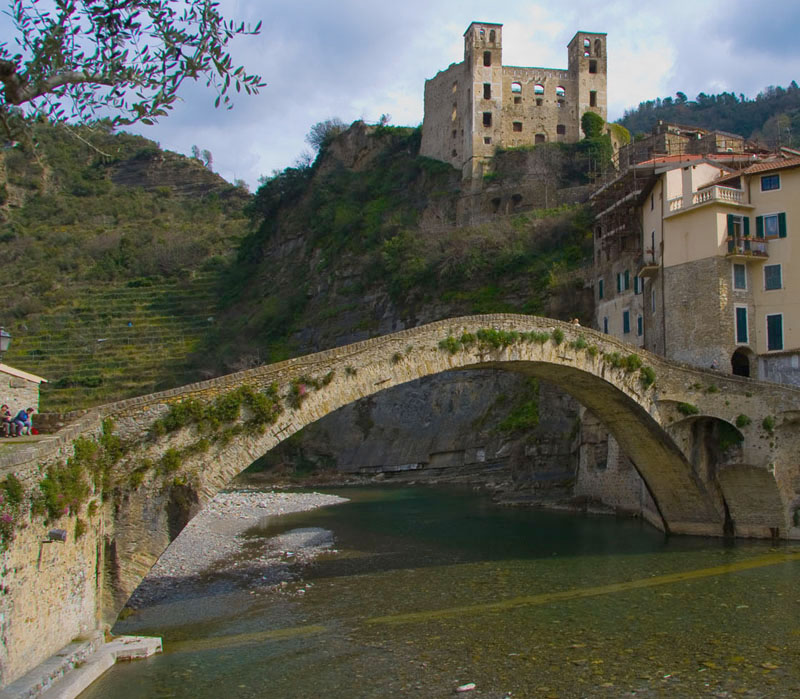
[2,314,799,688]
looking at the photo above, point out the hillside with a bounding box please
[618,82,800,148]
[0,123,249,410]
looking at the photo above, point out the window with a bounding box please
[556,124,566,135]
[764,264,782,291]
[590,90,597,107]
[767,313,783,351]
[583,38,590,48]
[603,316,608,334]
[483,112,492,127]
[535,98,543,106]
[489,29,496,42]
[514,96,522,104]
[761,174,780,191]
[624,269,630,290]
[633,276,641,294]
[616,272,621,292]
[623,310,631,334]
[650,193,654,211]
[483,51,491,67]
[589,60,597,74]
[594,39,602,57]
[637,315,643,337]
[513,121,522,132]
[511,82,522,94]
[733,263,746,290]
[484,137,492,145]
[533,84,544,95]
[756,213,787,239]
[483,83,491,99]
[598,279,604,299]
[555,86,566,97]
[735,306,748,344]
[535,133,546,143]
[452,129,457,139]
[651,289,657,313]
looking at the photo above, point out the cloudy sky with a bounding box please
[94,1,800,188]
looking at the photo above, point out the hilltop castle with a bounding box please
[420,22,607,179]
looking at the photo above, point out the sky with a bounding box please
[10,0,800,189]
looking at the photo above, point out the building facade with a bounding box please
[420,22,607,179]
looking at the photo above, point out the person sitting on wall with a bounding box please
[11,407,34,436]
[0,404,12,436]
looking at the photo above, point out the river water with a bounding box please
[81,486,800,698]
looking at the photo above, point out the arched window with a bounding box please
[479,28,485,39]
[594,39,602,57]
[489,29,496,42]
[555,86,566,97]
[535,133,546,144]
[533,84,544,95]
[511,82,522,94]
[483,51,491,67]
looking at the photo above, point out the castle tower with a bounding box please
[567,32,608,129]
[464,23,503,177]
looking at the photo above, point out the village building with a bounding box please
[420,22,607,179]
[0,363,47,412]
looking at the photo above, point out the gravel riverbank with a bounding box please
[127,490,348,607]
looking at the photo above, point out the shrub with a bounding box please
[640,366,656,388]
[160,448,182,473]
[438,336,462,354]
[569,335,588,350]
[677,402,699,416]
[391,352,403,364]
[586,344,598,357]
[74,518,87,540]
[623,354,642,372]
[735,414,751,428]
[762,415,776,433]
[551,328,564,345]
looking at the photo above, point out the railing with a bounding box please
[727,236,768,258]
[667,186,745,213]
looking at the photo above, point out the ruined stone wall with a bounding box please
[420,62,470,171]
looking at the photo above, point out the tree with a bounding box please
[305,117,345,152]
[581,111,605,139]
[0,1,265,139]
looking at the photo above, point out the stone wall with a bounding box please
[0,371,41,414]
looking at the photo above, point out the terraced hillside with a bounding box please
[3,275,221,412]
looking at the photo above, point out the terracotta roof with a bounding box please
[740,157,800,175]
[0,363,47,384]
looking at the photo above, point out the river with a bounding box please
[80,486,800,698]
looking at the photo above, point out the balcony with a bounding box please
[726,236,768,261]
[637,249,660,278]
[667,185,746,214]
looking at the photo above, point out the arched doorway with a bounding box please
[731,348,751,377]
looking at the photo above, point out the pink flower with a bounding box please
[62,506,70,515]
[297,384,307,396]
[1,513,12,524]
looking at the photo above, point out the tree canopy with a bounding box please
[0,0,265,139]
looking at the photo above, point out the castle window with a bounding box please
[536,98,543,106]
[452,130,457,139]
[483,83,491,99]
[557,99,564,108]
[583,38,590,48]
[514,96,522,104]
[594,39,602,57]
[483,112,492,127]
[489,29,496,42]
[511,82,522,94]
[483,51,491,67]
[452,149,457,157]
[589,60,597,74]
[484,137,492,145]
[555,86,566,97]
[556,124,566,135]
[480,28,485,39]
[491,197,501,212]
[533,84,544,95]
[513,122,522,132]
[511,193,522,207]
[590,90,597,107]
[535,133,546,144]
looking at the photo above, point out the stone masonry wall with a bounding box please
[0,373,41,414]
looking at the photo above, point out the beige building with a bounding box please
[420,22,607,179]
[593,141,800,385]
[1,363,46,412]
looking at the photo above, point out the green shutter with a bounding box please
[778,212,787,238]
[727,213,735,236]
[755,216,764,238]
[743,216,750,237]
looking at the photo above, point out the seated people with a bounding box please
[11,407,34,436]
[1,404,12,436]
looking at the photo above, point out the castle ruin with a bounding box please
[421,22,607,179]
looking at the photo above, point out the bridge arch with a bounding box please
[98,315,741,614]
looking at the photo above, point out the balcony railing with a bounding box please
[667,186,746,213]
[726,236,768,259]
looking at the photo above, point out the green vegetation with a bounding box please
[677,402,700,416]
[762,415,776,434]
[496,379,540,433]
[735,414,751,429]
[717,421,744,452]
[639,366,656,388]
[619,82,800,150]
